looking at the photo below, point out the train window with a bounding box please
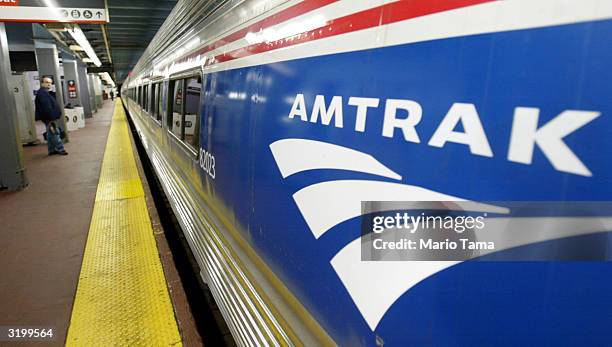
[184,76,201,150]
[151,84,158,120]
[137,86,141,105]
[168,79,184,138]
[143,84,149,112]
[151,83,162,123]
[155,83,163,123]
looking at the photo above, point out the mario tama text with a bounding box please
[360,201,612,261]
[360,201,497,261]
[372,212,492,252]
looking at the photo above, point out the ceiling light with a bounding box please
[99,72,115,87]
[67,26,101,67]
[45,23,68,31]
[69,44,83,51]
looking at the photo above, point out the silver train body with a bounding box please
[124,1,334,345]
[123,0,612,346]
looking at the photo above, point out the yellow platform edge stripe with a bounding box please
[66,100,182,346]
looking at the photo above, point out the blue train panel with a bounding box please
[198,19,612,346]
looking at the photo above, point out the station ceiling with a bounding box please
[80,0,178,83]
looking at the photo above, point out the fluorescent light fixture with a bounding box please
[45,23,68,32]
[67,26,101,67]
[69,44,83,51]
[100,72,115,87]
[82,58,93,63]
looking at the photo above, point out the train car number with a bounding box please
[199,148,216,179]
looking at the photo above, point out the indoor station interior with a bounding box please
[1,1,611,346]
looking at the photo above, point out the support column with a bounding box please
[87,74,97,113]
[0,23,28,191]
[76,61,92,118]
[61,56,83,107]
[93,75,103,108]
[35,40,69,142]
[6,23,38,145]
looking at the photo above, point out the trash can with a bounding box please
[64,106,79,132]
[74,106,85,128]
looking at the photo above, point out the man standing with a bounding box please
[35,77,68,156]
[110,90,115,101]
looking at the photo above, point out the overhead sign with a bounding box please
[0,0,108,23]
[0,0,19,7]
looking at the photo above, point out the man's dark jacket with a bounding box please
[35,88,61,122]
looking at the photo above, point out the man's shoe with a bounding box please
[58,151,68,155]
[48,151,58,156]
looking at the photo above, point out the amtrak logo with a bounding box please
[270,138,612,331]
[270,138,476,238]
[269,138,486,330]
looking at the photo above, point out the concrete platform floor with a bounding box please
[0,100,201,346]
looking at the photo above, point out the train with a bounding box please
[121,0,612,346]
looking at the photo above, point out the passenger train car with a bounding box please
[122,0,612,345]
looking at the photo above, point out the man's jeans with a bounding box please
[45,121,65,154]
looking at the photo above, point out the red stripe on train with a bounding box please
[210,0,494,65]
[190,0,339,59]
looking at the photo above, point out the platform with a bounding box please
[0,100,201,346]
